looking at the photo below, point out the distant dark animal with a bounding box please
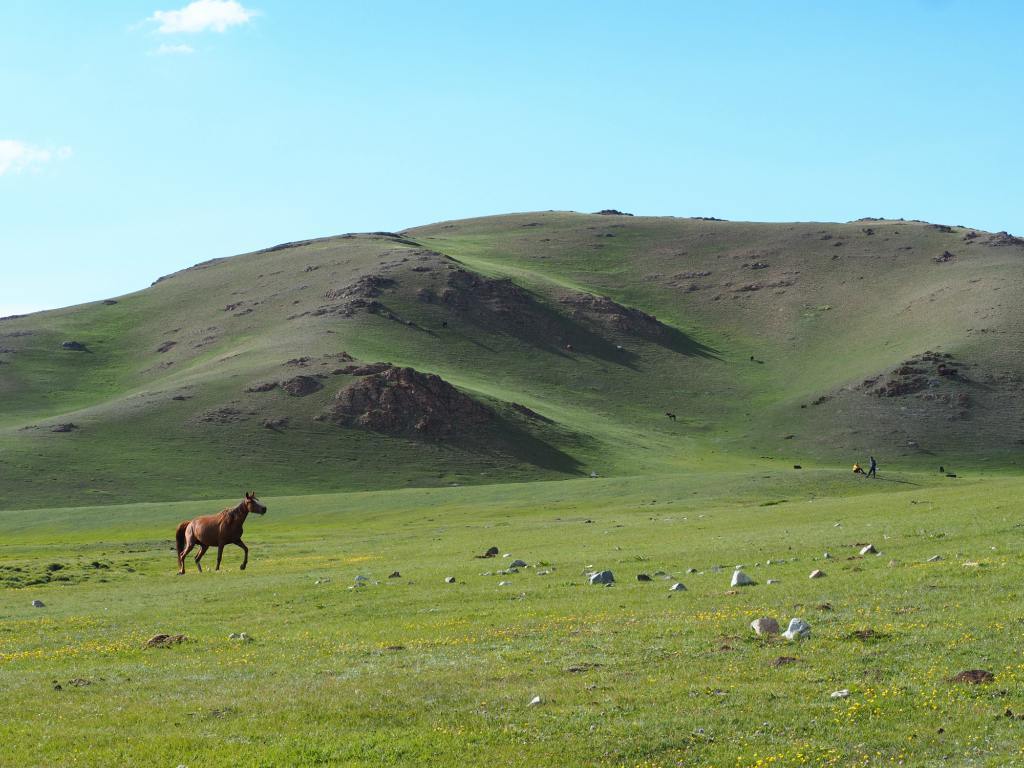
[665,412,677,421]
[441,320,448,328]
[475,546,500,559]
[565,343,574,351]
[175,492,267,574]
[939,465,944,473]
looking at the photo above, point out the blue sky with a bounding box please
[2,0,1022,315]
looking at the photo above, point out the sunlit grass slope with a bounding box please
[1,213,1021,508]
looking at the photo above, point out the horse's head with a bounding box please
[243,491,267,516]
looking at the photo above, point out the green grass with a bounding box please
[1,213,1022,509]
[3,470,1024,766]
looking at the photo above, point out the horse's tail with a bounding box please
[175,521,189,557]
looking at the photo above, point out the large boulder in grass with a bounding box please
[322,366,492,438]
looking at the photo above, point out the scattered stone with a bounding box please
[782,618,811,641]
[31,599,44,608]
[830,689,850,699]
[771,656,798,667]
[50,423,78,433]
[809,569,826,579]
[669,582,687,591]
[686,567,698,574]
[510,559,527,568]
[817,603,833,612]
[228,632,252,641]
[589,570,615,585]
[926,555,942,563]
[61,341,87,351]
[67,678,91,687]
[354,575,369,583]
[823,552,832,560]
[950,669,994,684]
[766,579,780,585]
[388,571,401,578]
[731,570,755,587]
[528,695,542,707]
[444,576,456,584]
[859,544,878,555]
[751,617,780,636]
[637,573,652,582]
[498,581,512,586]
[476,546,500,559]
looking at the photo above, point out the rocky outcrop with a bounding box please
[322,366,492,437]
[559,293,670,340]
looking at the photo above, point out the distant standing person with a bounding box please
[867,456,878,478]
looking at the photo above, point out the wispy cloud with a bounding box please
[0,141,72,176]
[151,43,196,55]
[149,0,257,34]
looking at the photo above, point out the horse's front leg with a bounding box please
[236,540,249,570]
[194,544,209,572]
[216,545,224,571]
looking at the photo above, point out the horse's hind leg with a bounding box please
[216,545,224,571]
[236,540,249,571]
[194,544,209,573]
[178,540,195,575]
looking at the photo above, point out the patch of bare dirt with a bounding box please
[950,669,994,684]
[321,365,492,438]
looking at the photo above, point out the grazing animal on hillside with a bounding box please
[665,412,677,421]
[175,492,267,574]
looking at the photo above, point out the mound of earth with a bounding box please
[559,293,670,340]
[441,270,533,317]
[860,351,966,399]
[280,375,323,397]
[321,365,492,437]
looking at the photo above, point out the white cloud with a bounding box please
[151,43,196,55]
[0,140,72,176]
[150,0,256,34]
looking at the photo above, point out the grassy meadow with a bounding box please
[3,469,1024,767]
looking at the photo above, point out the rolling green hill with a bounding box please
[1,212,1022,509]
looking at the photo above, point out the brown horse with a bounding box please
[175,492,267,574]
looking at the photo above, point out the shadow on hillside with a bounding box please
[488,414,586,475]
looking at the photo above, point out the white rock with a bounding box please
[809,569,826,579]
[510,559,527,568]
[502,553,512,558]
[444,576,456,583]
[498,581,512,586]
[731,570,755,587]
[782,618,811,641]
[926,555,942,562]
[830,689,850,699]
[766,579,780,584]
[354,575,368,582]
[686,567,698,574]
[669,582,686,591]
[589,570,615,585]
[859,544,878,555]
[750,617,780,636]
[31,599,45,608]
[823,552,832,559]
[228,633,241,639]
[537,570,551,576]
[528,695,542,707]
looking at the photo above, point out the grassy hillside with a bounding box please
[1,213,1022,508]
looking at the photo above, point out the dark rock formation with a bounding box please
[322,366,492,437]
